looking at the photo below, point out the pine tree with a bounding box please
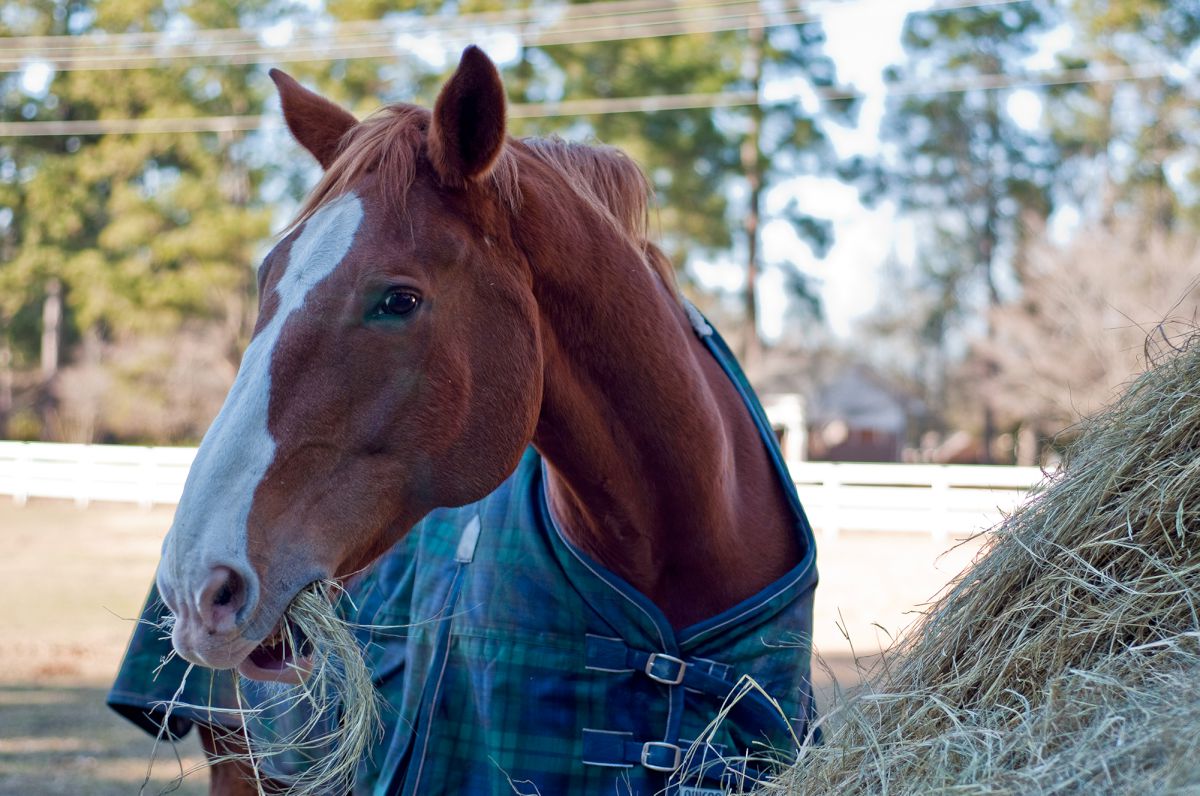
[1047,0,1200,230]
[877,1,1058,460]
[0,0,280,439]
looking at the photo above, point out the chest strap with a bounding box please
[581,728,765,790]
[584,635,795,741]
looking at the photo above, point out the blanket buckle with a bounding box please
[645,652,687,685]
[641,741,682,772]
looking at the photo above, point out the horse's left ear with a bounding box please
[269,69,358,169]
[428,46,507,186]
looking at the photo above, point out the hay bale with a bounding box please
[772,336,1200,794]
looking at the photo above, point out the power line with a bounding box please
[0,0,1029,51]
[0,7,814,71]
[0,91,760,135]
[3,0,758,50]
[1,61,1185,138]
[0,0,1035,73]
[879,60,1187,97]
[0,116,267,136]
[2,0,768,55]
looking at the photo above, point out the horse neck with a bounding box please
[518,191,801,629]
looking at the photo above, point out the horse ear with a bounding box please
[428,46,507,186]
[269,69,358,169]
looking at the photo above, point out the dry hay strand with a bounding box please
[668,675,809,795]
[771,335,1200,795]
[151,580,381,796]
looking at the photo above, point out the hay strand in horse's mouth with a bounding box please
[155,579,381,796]
[245,618,313,674]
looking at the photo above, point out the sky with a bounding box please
[741,0,1076,340]
[693,0,925,340]
[770,0,921,340]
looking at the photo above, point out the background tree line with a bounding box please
[1,0,1197,464]
[862,0,1200,463]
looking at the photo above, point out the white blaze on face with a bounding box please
[160,193,365,626]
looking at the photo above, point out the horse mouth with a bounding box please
[238,618,314,684]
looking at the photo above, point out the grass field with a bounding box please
[0,501,205,796]
[0,498,986,795]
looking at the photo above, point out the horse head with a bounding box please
[156,47,545,681]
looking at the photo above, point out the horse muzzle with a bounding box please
[157,561,260,666]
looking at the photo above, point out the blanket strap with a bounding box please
[583,635,794,740]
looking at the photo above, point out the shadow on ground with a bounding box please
[0,683,206,796]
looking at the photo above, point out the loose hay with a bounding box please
[771,334,1200,794]
[152,580,381,796]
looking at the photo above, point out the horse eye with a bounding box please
[377,289,420,317]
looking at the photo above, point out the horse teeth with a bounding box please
[261,624,285,647]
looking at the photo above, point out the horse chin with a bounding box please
[172,618,260,673]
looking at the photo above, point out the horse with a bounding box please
[115,45,819,795]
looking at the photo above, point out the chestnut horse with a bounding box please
[151,46,815,792]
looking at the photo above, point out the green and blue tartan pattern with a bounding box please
[109,318,820,796]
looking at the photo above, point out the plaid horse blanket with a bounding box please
[109,315,820,796]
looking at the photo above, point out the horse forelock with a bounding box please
[286,104,675,294]
[287,104,520,234]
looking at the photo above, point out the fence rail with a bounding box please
[0,441,1045,538]
[791,460,1043,540]
[0,441,195,509]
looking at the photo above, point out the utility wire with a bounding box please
[1,61,1186,138]
[0,0,1030,51]
[2,0,771,55]
[0,0,1035,73]
[3,0,764,49]
[0,91,759,135]
[0,8,817,71]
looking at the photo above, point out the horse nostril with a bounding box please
[197,566,247,633]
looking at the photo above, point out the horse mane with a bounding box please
[287,104,675,292]
[520,137,676,291]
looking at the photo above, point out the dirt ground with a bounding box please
[0,498,987,795]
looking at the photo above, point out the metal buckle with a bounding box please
[644,652,687,685]
[640,741,682,772]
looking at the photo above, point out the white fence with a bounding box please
[0,441,196,509]
[791,461,1042,540]
[0,441,1045,538]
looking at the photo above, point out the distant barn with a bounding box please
[806,365,912,462]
